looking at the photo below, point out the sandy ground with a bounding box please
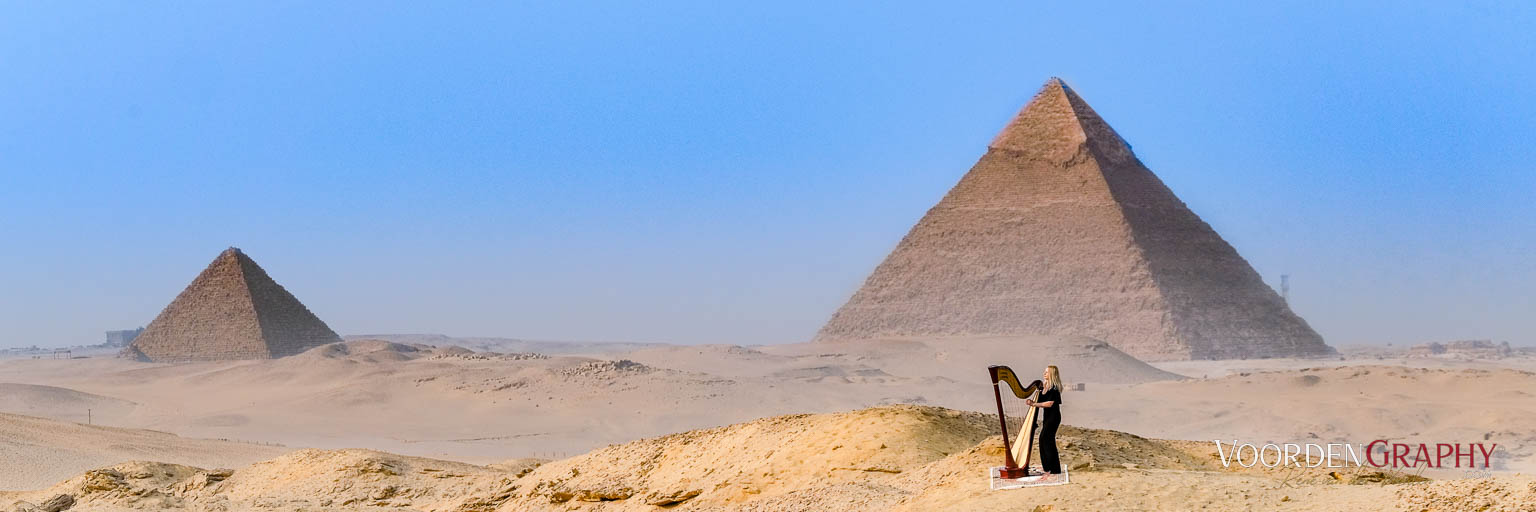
[0,336,1175,467]
[0,412,287,490]
[2,406,1529,511]
[2,335,1533,508]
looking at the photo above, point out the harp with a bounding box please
[988,365,1043,479]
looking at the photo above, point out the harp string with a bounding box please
[1001,389,1033,467]
[1003,395,1024,448]
[1008,389,1040,469]
[989,366,1041,472]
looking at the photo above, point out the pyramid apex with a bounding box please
[987,77,1088,155]
[218,247,248,261]
[988,77,1135,164]
[1036,77,1073,96]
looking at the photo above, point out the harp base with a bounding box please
[990,466,1071,490]
[998,466,1031,479]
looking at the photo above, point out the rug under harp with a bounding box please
[988,365,1043,479]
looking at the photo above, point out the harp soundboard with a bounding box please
[988,365,1043,479]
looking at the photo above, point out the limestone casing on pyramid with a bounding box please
[127,248,342,362]
[814,78,1333,361]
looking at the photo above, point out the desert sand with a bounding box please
[0,336,1179,467]
[3,336,1534,510]
[2,406,1531,511]
[0,411,286,490]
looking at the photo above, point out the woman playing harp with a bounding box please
[1025,365,1065,479]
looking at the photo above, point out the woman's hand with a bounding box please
[1024,399,1035,407]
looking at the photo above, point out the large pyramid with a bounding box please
[127,248,342,362]
[815,78,1333,361]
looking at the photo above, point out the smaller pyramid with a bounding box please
[128,248,341,362]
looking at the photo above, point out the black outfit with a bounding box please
[1037,387,1063,474]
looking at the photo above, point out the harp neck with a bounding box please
[987,365,1043,399]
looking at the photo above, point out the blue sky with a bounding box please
[2,2,1532,348]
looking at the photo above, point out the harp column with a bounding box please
[989,365,1035,479]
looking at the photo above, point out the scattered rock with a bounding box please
[39,495,73,512]
[644,488,702,506]
[77,470,127,493]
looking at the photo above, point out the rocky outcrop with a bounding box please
[11,494,73,512]
[4,406,1480,512]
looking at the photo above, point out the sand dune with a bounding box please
[1075,366,1536,473]
[6,406,1527,511]
[0,413,287,491]
[0,339,1032,463]
[0,383,137,425]
[759,335,1187,384]
[3,338,1534,477]
[349,334,663,356]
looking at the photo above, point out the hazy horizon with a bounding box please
[3,2,1532,349]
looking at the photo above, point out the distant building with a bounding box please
[1408,340,1513,359]
[106,327,144,347]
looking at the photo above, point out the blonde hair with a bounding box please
[1045,365,1062,391]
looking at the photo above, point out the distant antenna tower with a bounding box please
[1280,274,1291,304]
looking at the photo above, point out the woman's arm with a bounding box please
[1024,399,1055,408]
